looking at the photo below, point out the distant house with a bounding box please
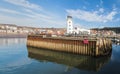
[0,24,67,36]
[0,24,6,34]
[0,24,17,33]
[6,24,17,33]
[90,27,119,36]
[0,29,6,34]
[0,24,5,29]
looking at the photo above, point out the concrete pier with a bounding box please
[27,35,112,57]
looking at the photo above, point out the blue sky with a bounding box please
[0,0,120,28]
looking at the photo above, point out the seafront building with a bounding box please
[0,24,66,35]
[66,15,90,35]
[67,16,73,34]
[90,27,120,37]
[0,24,17,34]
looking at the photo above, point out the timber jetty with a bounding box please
[27,35,112,57]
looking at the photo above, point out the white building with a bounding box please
[0,24,18,33]
[74,27,90,35]
[66,16,90,35]
[6,25,18,33]
[0,29,6,33]
[67,16,73,34]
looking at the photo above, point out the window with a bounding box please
[69,21,71,24]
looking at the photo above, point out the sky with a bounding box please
[0,0,120,29]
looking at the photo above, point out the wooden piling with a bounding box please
[27,35,112,57]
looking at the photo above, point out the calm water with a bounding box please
[0,38,120,74]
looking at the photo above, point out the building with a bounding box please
[0,24,17,33]
[90,27,119,36]
[67,16,73,34]
[66,16,90,35]
[6,25,17,33]
[0,24,5,29]
[73,27,90,35]
[0,24,6,34]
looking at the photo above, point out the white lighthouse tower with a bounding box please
[67,15,73,34]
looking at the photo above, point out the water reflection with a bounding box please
[0,38,30,73]
[27,47,111,72]
[116,42,120,45]
[0,38,120,74]
[0,38,26,46]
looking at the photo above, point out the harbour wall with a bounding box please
[27,35,112,57]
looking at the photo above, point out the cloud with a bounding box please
[0,7,39,18]
[113,18,120,22]
[100,0,103,6]
[0,8,65,28]
[99,8,104,13]
[24,9,52,19]
[22,8,65,27]
[112,4,117,11]
[74,23,85,28]
[83,6,86,9]
[3,0,42,10]
[0,0,67,28]
[66,8,117,23]
[96,5,99,8]
[1,0,65,27]
[0,7,21,14]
